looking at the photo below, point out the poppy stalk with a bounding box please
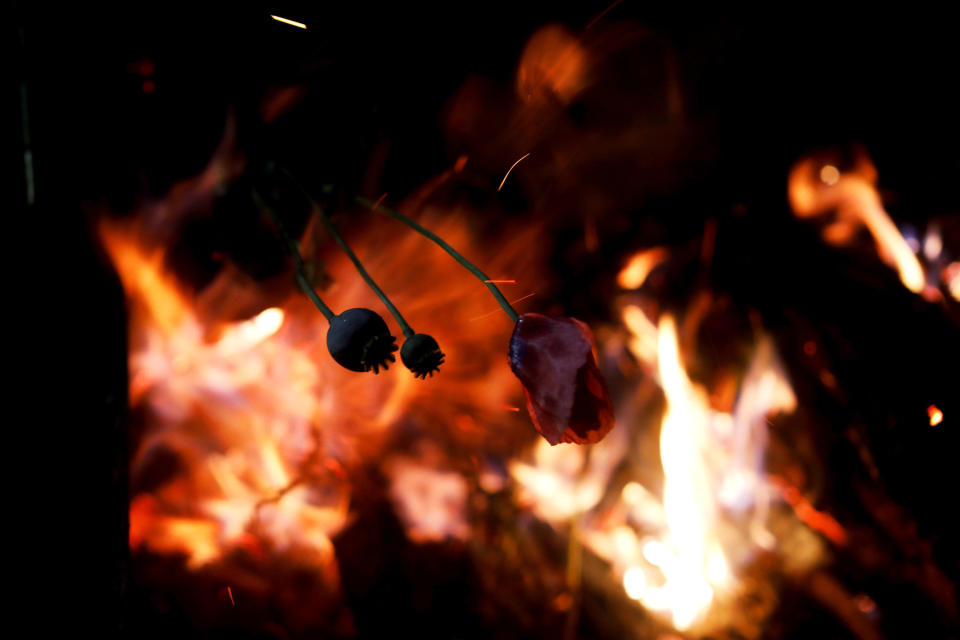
[357,196,615,444]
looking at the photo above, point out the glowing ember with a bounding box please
[928,404,943,427]
[788,155,925,294]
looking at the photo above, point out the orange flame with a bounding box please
[516,24,589,106]
[105,173,543,581]
[788,155,925,293]
[617,247,668,289]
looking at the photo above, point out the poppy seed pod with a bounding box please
[401,333,445,378]
[326,308,398,373]
[509,313,615,445]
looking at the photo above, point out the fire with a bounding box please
[622,314,799,629]
[516,24,588,106]
[928,404,943,427]
[104,160,542,588]
[646,315,729,628]
[788,154,925,294]
[512,303,804,631]
[945,262,960,301]
[617,247,668,289]
[385,454,470,542]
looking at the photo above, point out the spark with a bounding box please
[502,405,521,412]
[509,292,536,305]
[468,292,536,322]
[483,279,516,284]
[226,586,235,606]
[498,153,530,191]
[270,15,307,29]
[586,0,625,29]
[371,193,388,210]
[856,594,877,614]
[928,404,943,426]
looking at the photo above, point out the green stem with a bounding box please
[277,171,415,339]
[252,190,335,322]
[356,196,520,323]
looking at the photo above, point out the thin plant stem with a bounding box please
[277,170,415,339]
[252,190,335,322]
[356,196,519,323]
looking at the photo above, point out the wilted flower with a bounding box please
[509,313,615,445]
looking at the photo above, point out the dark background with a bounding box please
[15,2,959,636]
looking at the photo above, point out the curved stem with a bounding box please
[252,190,335,322]
[356,196,519,323]
[277,171,415,339]
[318,210,415,339]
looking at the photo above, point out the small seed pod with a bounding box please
[400,333,445,378]
[326,308,398,373]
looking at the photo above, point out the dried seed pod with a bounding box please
[401,333,445,378]
[326,308,397,373]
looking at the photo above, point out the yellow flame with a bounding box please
[606,311,799,630]
[622,304,659,366]
[645,315,722,628]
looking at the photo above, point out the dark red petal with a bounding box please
[509,313,615,445]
